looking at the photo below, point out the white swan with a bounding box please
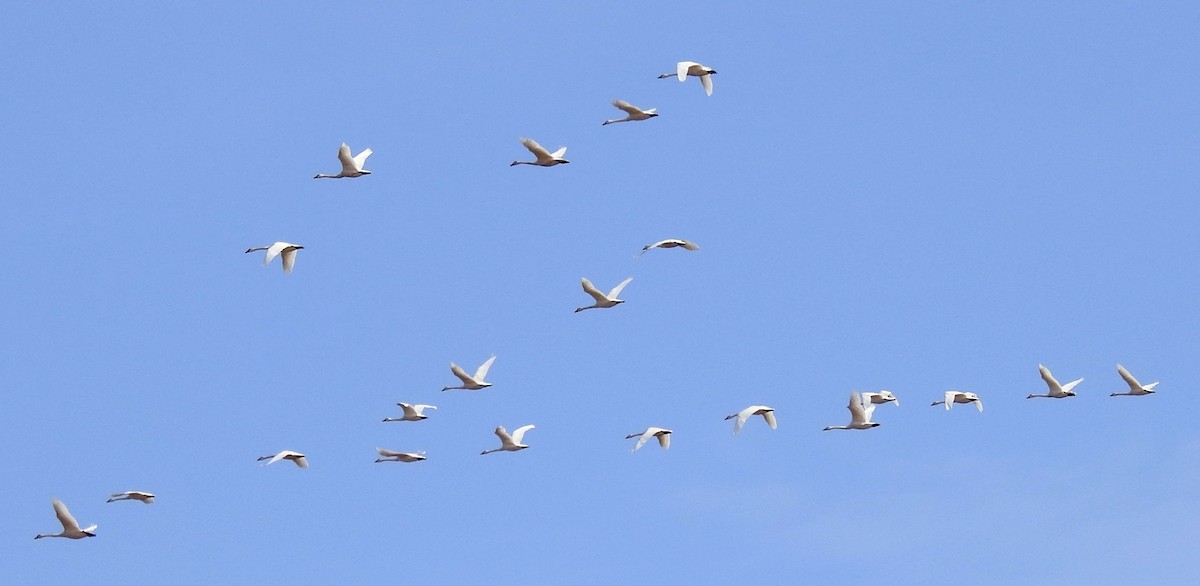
[861,390,899,407]
[34,499,96,540]
[1028,364,1083,399]
[603,99,659,125]
[314,143,372,178]
[658,61,717,96]
[481,425,535,455]
[639,239,699,256]
[823,392,880,431]
[441,356,496,391]
[107,491,155,504]
[725,405,777,434]
[931,391,983,412]
[374,448,427,463]
[574,277,633,312]
[257,450,308,468]
[625,427,672,452]
[510,137,568,167]
[1111,364,1159,396]
[383,403,437,422]
[245,242,304,273]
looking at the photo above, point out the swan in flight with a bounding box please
[823,392,881,430]
[574,277,633,312]
[257,450,309,468]
[1111,364,1159,396]
[1028,364,1083,399]
[625,427,672,452]
[383,403,437,422]
[658,61,717,96]
[374,448,427,463]
[725,405,777,434]
[602,99,659,125]
[861,390,899,407]
[314,143,372,178]
[107,491,155,504]
[441,356,496,391]
[931,391,983,412]
[481,425,535,455]
[510,137,568,167]
[245,242,304,273]
[34,499,96,540]
[639,239,699,256]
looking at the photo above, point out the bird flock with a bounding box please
[32,59,1165,542]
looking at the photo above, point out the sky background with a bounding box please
[2,1,1199,583]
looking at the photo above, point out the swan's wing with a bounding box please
[1117,364,1141,391]
[657,431,671,449]
[280,247,298,273]
[474,355,497,381]
[494,426,513,445]
[761,410,778,429]
[848,392,866,424]
[581,278,609,303]
[337,143,356,174]
[613,99,642,115]
[700,74,713,96]
[416,404,437,411]
[294,455,309,468]
[676,61,697,81]
[450,362,474,385]
[644,239,670,251]
[974,398,984,412]
[607,277,634,299]
[520,137,552,162]
[52,499,82,532]
[632,430,651,452]
[400,403,419,417]
[510,424,535,444]
[1039,365,1062,393]
[266,451,288,466]
[1060,378,1084,394]
[944,391,957,410]
[376,447,402,457]
[681,240,700,251]
[263,242,285,266]
[549,146,567,159]
[352,147,373,171]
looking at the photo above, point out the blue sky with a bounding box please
[3,1,1199,583]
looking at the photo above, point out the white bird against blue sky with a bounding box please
[725,405,777,434]
[823,392,881,431]
[574,277,633,313]
[34,499,96,540]
[313,143,372,178]
[638,239,699,256]
[374,448,427,463]
[625,427,672,452]
[441,356,496,391]
[258,450,308,468]
[931,391,984,412]
[1028,364,1083,399]
[602,99,658,125]
[245,242,303,273]
[658,61,717,96]
[481,425,535,455]
[861,390,899,407]
[107,491,155,504]
[1112,364,1159,397]
[510,137,568,167]
[383,403,437,422]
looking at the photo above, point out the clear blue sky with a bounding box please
[3,1,1198,583]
